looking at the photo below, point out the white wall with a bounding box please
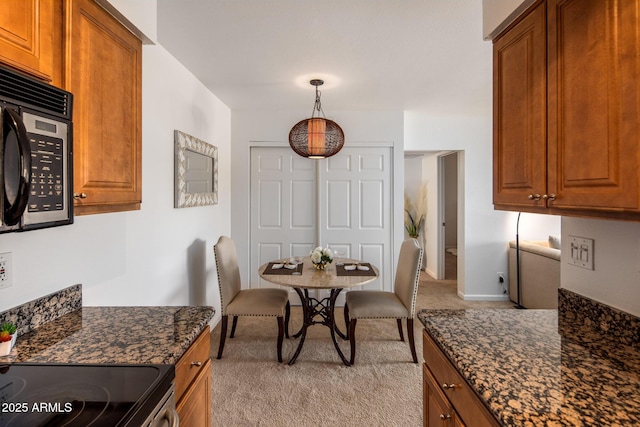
[230,110,404,288]
[404,156,424,220]
[0,41,231,319]
[562,217,640,317]
[404,115,512,300]
[105,0,157,42]
[482,0,533,40]
[404,156,425,238]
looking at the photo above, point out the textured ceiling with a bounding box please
[156,0,492,116]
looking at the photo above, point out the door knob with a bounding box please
[527,194,541,201]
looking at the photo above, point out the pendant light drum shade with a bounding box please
[289,117,344,159]
[289,79,345,159]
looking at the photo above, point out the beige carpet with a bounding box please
[209,272,513,426]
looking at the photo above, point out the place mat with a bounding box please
[262,262,303,275]
[336,263,376,277]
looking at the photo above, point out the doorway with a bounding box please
[439,152,458,280]
[403,151,461,281]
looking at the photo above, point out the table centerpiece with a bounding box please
[310,246,333,270]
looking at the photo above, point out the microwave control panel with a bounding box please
[28,133,65,212]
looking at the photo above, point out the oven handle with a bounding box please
[2,107,32,226]
[159,407,179,427]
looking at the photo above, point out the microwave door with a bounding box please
[2,107,32,228]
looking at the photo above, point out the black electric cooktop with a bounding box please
[0,363,174,426]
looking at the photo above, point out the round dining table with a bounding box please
[259,257,379,366]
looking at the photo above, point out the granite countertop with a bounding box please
[0,306,215,365]
[418,308,640,426]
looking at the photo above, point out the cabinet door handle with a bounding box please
[439,413,451,420]
[527,194,541,201]
[73,192,87,200]
[190,361,202,367]
[441,383,458,390]
[544,193,556,201]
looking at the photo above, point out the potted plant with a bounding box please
[404,187,426,239]
[0,322,17,356]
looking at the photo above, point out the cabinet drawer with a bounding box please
[177,358,211,427]
[424,364,464,427]
[176,327,211,401]
[422,330,499,427]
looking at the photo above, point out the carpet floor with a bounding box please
[208,272,513,426]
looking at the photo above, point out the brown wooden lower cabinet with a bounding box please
[423,330,499,427]
[176,327,211,427]
[424,364,465,426]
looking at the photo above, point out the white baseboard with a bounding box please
[457,291,510,302]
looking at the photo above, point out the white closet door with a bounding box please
[319,146,393,297]
[250,147,316,293]
[250,145,394,305]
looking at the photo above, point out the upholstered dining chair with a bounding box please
[344,238,423,364]
[214,236,290,362]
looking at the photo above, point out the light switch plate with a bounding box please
[0,252,12,289]
[568,236,594,270]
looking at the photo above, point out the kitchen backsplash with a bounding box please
[0,284,81,336]
[559,288,640,346]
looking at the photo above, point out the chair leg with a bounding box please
[407,318,418,363]
[277,316,285,363]
[348,319,357,364]
[284,301,291,339]
[230,316,239,338]
[343,304,350,340]
[397,318,405,342]
[216,315,228,360]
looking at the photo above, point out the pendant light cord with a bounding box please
[311,83,326,118]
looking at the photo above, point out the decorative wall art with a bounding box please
[174,130,218,208]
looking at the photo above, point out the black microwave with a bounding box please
[0,65,73,233]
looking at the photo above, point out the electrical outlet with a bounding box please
[0,252,13,290]
[497,272,506,293]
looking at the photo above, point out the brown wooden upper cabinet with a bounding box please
[0,0,63,85]
[493,0,640,221]
[0,0,143,215]
[65,0,142,215]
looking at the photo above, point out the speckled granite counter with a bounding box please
[418,290,640,426]
[0,285,215,365]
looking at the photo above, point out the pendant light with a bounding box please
[289,79,344,159]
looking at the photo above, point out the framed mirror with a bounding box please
[174,130,218,208]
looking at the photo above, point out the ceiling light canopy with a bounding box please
[289,79,344,159]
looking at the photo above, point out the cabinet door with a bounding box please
[177,358,211,427]
[548,0,640,212]
[0,0,62,85]
[66,0,142,215]
[493,3,547,210]
[175,328,211,400]
[424,364,462,427]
